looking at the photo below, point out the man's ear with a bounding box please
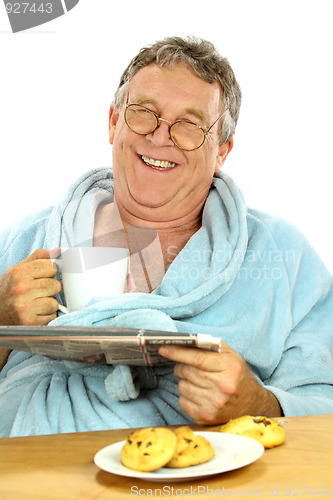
[214,138,234,174]
[109,102,120,145]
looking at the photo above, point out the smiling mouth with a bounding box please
[141,155,176,169]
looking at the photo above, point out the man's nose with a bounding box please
[147,118,174,147]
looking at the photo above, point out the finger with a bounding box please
[24,298,60,326]
[174,363,212,388]
[32,278,62,297]
[25,260,58,279]
[19,278,62,301]
[33,297,60,316]
[177,377,210,405]
[158,345,224,372]
[177,393,223,425]
[10,260,57,283]
[177,370,229,408]
[20,248,52,264]
[34,312,58,326]
[8,297,60,326]
[177,395,199,421]
[177,384,230,425]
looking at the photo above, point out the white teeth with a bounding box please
[142,155,176,168]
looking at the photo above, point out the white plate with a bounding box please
[94,431,264,482]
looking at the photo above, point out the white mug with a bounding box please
[51,247,130,313]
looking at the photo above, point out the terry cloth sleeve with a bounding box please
[253,211,333,416]
[0,207,53,274]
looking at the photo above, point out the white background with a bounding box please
[0,0,332,271]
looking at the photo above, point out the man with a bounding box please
[0,36,332,437]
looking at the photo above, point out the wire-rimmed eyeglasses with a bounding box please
[124,94,228,151]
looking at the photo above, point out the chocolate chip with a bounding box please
[261,418,271,426]
[137,441,142,447]
[146,441,152,447]
[143,453,150,456]
[253,417,271,426]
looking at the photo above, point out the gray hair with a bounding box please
[113,36,242,143]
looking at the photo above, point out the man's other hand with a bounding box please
[158,342,282,425]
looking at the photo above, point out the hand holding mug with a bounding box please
[0,249,61,326]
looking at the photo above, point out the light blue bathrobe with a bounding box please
[0,167,332,437]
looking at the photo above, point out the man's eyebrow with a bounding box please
[184,107,208,124]
[132,95,157,106]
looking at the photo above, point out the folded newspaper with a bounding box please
[0,325,221,366]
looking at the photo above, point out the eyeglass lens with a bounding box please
[125,105,205,151]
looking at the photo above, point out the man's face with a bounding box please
[109,63,233,225]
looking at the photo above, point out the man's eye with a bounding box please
[136,109,156,122]
[136,108,153,116]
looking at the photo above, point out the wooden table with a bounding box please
[0,415,332,499]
